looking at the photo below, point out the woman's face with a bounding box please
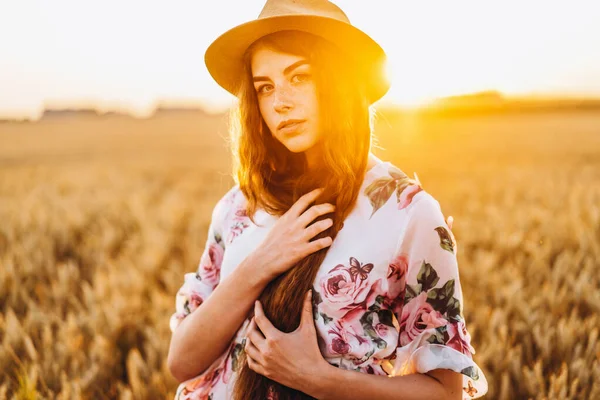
[251,46,321,153]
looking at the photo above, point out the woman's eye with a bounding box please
[256,74,310,94]
[292,73,310,83]
[257,84,273,94]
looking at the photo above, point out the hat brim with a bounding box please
[204,15,390,105]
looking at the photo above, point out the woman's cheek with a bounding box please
[258,101,276,133]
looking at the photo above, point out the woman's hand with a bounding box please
[243,290,330,391]
[252,187,336,280]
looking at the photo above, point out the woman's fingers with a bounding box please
[296,203,336,229]
[246,350,266,376]
[245,318,267,370]
[254,188,336,278]
[246,317,265,347]
[253,301,282,342]
[244,335,262,364]
[304,217,333,239]
[287,187,324,218]
[305,236,333,253]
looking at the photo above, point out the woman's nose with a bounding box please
[273,87,293,113]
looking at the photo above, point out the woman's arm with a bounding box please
[168,187,336,383]
[167,252,271,382]
[243,292,463,400]
[309,365,463,400]
[305,193,483,400]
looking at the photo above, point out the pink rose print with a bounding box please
[446,320,476,356]
[341,301,399,360]
[170,272,216,332]
[387,252,408,298]
[355,363,387,376]
[220,342,236,384]
[188,292,203,313]
[399,292,449,347]
[178,366,222,399]
[235,207,248,219]
[357,360,389,376]
[338,277,384,326]
[397,183,423,210]
[226,207,251,245]
[319,257,375,319]
[368,311,399,359]
[328,322,350,355]
[375,320,390,337]
[217,318,253,383]
[224,189,237,208]
[361,278,386,312]
[421,309,447,328]
[323,320,372,365]
[364,166,423,218]
[197,242,224,288]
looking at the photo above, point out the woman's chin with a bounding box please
[282,138,317,153]
[286,146,311,153]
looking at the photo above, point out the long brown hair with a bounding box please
[230,30,376,400]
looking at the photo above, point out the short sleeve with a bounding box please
[169,191,230,334]
[387,193,489,399]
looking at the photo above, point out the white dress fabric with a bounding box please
[169,159,489,399]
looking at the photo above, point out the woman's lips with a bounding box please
[278,120,305,134]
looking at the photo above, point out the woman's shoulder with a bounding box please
[373,162,448,229]
[218,183,242,206]
[211,183,243,224]
[363,160,435,218]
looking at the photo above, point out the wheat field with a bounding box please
[0,108,599,399]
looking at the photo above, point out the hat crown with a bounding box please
[205,0,389,105]
[258,0,350,23]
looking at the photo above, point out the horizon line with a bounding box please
[3,90,600,122]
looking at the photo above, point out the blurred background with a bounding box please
[1,0,599,399]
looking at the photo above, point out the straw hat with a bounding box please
[204,0,390,105]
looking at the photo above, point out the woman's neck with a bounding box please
[365,154,379,172]
[305,150,379,175]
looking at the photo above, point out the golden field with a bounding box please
[0,108,599,399]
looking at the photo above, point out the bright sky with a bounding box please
[1,0,599,119]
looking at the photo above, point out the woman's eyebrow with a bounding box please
[252,59,309,83]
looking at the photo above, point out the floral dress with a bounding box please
[169,159,489,400]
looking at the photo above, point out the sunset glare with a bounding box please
[1,0,599,119]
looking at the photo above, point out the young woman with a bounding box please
[167,1,489,399]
